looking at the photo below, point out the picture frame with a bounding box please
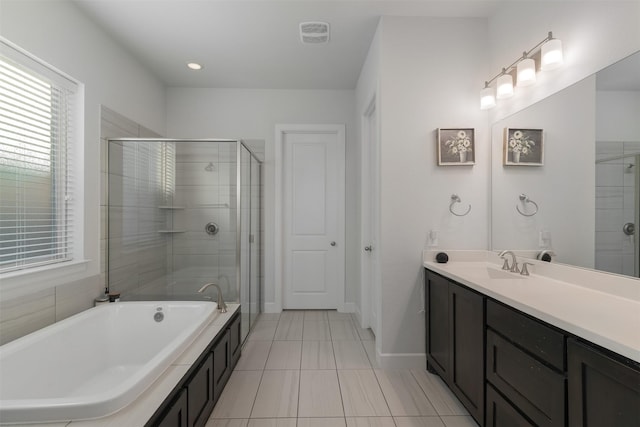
[503,128,544,166]
[437,128,475,166]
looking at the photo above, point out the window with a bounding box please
[0,40,78,274]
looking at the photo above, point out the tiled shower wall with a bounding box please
[101,107,164,296]
[171,142,238,300]
[106,140,170,296]
[595,140,640,276]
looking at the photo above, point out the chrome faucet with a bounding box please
[198,283,228,313]
[498,250,519,273]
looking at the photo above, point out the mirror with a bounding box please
[491,51,640,278]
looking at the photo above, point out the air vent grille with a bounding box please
[300,21,330,44]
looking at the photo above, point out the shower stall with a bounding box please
[595,141,640,277]
[106,139,262,341]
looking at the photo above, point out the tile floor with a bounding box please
[205,310,478,427]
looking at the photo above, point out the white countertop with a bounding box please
[1,304,241,427]
[423,251,640,363]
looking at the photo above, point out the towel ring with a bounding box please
[516,193,539,217]
[449,194,471,217]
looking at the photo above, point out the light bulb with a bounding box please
[480,86,496,110]
[541,38,563,70]
[496,74,514,99]
[517,58,536,86]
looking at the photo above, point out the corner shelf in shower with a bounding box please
[158,206,186,210]
[158,230,187,234]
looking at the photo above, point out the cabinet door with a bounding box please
[450,282,484,425]
[229,314,242,369]
[187,353,215,427]
[212,329,231,402]
[568,339,640,427]
[155,388,188,427]
[426,271,450,377]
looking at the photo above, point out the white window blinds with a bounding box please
[0,43,77,273]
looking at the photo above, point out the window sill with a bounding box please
[0,259,91,300]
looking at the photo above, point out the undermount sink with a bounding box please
[485,266,522,279]
[456,263,525,280]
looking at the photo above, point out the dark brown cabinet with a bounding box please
[148,311,241,427]
[229,312,242,368]
[187,353,215,427]
[425,270,484,426]
[426,267,640,427]
[486,384,535,427]
[212,329,231,402]
[568,338,640,427]
[486,301,566,427]
[426,271,450,376]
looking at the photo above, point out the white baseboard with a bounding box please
[352,305,363,327]
[342,302,356,313]
[378,352,427,370]
[263,302,280,313]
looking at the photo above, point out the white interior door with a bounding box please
[361,99,380,335]
[282,126,345,309]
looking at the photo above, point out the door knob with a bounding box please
[330,241,336,246]
[364,246,372,252]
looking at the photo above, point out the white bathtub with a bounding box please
[0,301,218,424]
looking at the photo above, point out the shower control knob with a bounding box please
[364,246,372,252]
[623,222,635,236]
[205,222,219,236]
[330,241,336,246]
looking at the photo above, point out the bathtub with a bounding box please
[0,301,218,424]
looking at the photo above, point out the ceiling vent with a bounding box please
[300,21,330,44]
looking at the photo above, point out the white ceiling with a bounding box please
[73,0,503,90]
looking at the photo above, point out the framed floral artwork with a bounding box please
[504,128,544,166]
[437,128,475,165]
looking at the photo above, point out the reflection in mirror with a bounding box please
[491,51,640,278]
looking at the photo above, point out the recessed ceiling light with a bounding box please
[187,62,203,70]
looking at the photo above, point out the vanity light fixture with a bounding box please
[480,32,563,110]
[187,62,203,70]
[517,57,537,86]
[496,71,514,99]
[480,83,496,109]
[541,37,563,70]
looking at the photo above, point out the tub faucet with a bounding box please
[498,250,519,273]
[198,283,228,313]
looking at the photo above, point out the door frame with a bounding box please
[274,124,346,312]
[359,96,381,333]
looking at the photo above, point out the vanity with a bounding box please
[423,251,640,427]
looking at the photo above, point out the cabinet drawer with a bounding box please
[487,300,565,370]
[487,330,565,427]
[486,383,535,427]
